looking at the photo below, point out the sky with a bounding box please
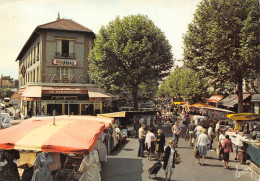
[0,0,201,80]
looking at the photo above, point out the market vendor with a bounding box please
[0,149,20,181]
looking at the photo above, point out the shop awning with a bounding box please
[97,111,126,118]
[21,86,42,101]
[252,94,260,102]
[190,102,215,108]
[0,115,113,154]
[88,87,115,101]
[220,94,250,107]
[207,95,224,103]
[42,86,88,94]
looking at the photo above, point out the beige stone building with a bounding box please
[16,17,114,116]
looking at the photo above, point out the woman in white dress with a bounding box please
[162,140,176,181]
[78,149,101,181]
[145,129,156,160]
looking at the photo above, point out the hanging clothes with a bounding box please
[31,152,54,181]
[78,150,101,181]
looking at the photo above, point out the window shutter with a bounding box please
[69,41,74,54]
[57,40,61,53]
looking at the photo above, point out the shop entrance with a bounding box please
[47,104,62,116]
[65,104,79,115]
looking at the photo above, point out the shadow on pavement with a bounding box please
[101,157,143,181]
[110,140,130,156]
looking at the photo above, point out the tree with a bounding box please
[89,14,174,110]
[183,0,260,112]
[157,68,209,103]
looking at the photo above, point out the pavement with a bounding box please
[101,123,257,181]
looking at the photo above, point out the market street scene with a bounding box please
[0,0,259,181]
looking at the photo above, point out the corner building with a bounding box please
[16,18,114,116]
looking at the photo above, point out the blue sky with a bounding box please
[0,0,201,79]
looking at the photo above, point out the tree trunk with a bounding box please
[237,79,243,113]
[132,88,139,111]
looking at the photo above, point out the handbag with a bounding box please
[194,146,199,158]
[174,151,181,164]
[155,143,159,152]
[185,133,189,141]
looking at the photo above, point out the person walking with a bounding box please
[208,123,215,151]
[172,121,181,148]
[234,132,244,161]
[217,130,225,159]
[156,129,165,160]
[222,135,233,169]
[138,124,146,157]
[197,128,208,166]
[145,128,156,160]
[162,140,177,181]
[215,120,220,141]
[187,120,196,147]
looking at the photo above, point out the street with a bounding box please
[101,123,255,181]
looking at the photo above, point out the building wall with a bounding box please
[19,36,42,86]
[43,31,92,84]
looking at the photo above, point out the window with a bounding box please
[56,39,75,58]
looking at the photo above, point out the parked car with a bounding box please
[2,116,14,129]
[0,113,10,121]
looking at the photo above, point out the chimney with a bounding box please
[57,12,60,21]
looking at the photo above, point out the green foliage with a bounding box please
[157,68,209,103]
[89,14,174,109]
[183,0,260,86]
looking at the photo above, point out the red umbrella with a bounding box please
[0,115,113,154]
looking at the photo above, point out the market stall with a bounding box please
[0,115,114,180]
[226,113,260,168]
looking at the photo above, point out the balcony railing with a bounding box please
[55,52,76,59]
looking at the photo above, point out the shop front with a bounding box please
[20,85,114,116]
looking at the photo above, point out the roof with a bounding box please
[37,19,93,32]
[219,94,250,107]
[207,95,224,103]
[16,19,94,61]
[252,94,260,102]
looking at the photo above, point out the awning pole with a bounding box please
[53,110,56,126]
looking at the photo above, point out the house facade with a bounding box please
[16,17,114,116]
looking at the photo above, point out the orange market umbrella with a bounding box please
[0,115,114,154]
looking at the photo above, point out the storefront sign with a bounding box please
[21,65,26,78]
[43,100,102,104]
[43,90,88,94]
[52,59,79,66]
[51,74,88,83]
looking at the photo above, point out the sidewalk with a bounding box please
[101,123,255,181]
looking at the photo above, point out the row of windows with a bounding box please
[20,67,40,86]
[24,42,40,69]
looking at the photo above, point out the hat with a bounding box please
[115,128,120,133]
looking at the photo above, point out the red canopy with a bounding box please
[0,115,114,154]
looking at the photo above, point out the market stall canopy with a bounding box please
[252,94,260,102]
[219,94,250,107]
[0,115,113,154]
[207,95,224,103]
[173,102,185,105]
[88,87,115,101]
[97,111,126,118]
[190,102,215,108]
[227,113,260,121]
[203,107,234,113]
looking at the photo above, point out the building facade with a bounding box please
[16,17,114,116]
